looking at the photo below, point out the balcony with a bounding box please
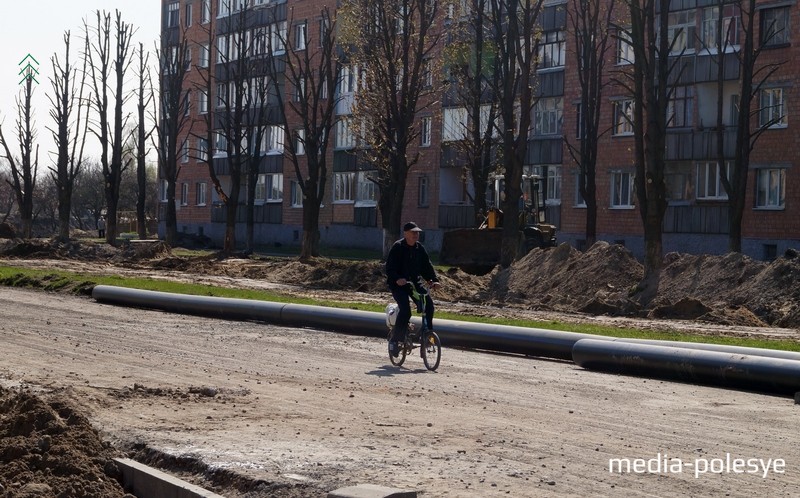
[665,127,738,161]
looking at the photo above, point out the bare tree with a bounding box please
[340,0,441,256]
[0,75,39,238]
[442,0,502,221]
[266,6,340,260]
[485,0,545,267]
[709,0,783,252]
[135,43,155,239]
[47,30,89,242]
[71,160,105,230]
[85,10,136,244]
[616,0,681,299]
[194,3,266,254]
[155,33,191,246]
[564,0,615,246]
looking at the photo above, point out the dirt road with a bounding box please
[0,287,797,497]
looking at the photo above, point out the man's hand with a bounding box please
[396,278,408,287]
[429,281,441,291]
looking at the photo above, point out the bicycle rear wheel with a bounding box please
[421,331,441,371]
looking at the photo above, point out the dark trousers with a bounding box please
[390,286,434,342]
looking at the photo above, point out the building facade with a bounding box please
[160,0,799,260]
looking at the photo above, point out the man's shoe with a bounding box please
[389,341,399,358]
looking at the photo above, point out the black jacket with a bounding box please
[385,239,439,290]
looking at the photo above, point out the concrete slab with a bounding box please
[114,458,225,498]
[327,483,417,498]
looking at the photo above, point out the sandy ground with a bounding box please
[0,287,798,497]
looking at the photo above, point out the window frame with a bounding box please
[613,99,634,136]
[333,172,356,203]
[760,87,787,128]
[196,182,207,206]
[754,167,786,209]
[696,161,731,200]
[611,171,635,208]
[761,6,790,47]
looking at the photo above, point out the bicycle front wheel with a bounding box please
[421,331,441,371]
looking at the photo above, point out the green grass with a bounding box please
[1,264,798,352]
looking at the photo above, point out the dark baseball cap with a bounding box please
[403,222,423,232]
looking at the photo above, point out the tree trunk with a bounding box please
[299,195,321,261]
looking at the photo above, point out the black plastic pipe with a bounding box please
[92,286,800,393]
[572,338,800,394]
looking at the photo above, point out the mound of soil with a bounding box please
[0,386,128,497]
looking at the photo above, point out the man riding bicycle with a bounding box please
[385,222,441,358]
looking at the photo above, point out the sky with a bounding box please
[0,1,161,166]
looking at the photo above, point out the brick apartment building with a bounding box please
[160,0,799,260]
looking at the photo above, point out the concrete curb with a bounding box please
[115,458,224,498]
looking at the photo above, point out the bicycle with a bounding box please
[385,277,442,371]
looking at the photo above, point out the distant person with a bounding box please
[97,217,106,238]
[385,222,441,357]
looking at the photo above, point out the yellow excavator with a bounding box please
[439,174,557,274]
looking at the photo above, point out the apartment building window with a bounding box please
[701,5,740,49]
[755,167,786,209]
[419,176,429,207]
[575,103,584,139]
[198,91,208,114]
[216,83,227,107]
[198,138,209,161]
[533,97,563,136]
[667,86,693,128]
[199,43,210,68]
[422,59,433,88]
[761,7,790,46]
[319,17,331,47]
[334,172,355,202]
[185,3,192,28]
[665,163,691,202]
[183,91,191,116]
[611,171,634,207]
[339,65,357,94]
[546,167,562,205]
[616,28,634,65]
[196,182,207,206]
[260,125,285,154]
[181,182,189,205]
[295,129,306,155]
[270,21,287,54]
[538,30,566,69]
[213,131,227,156]
[294,77,305,102]
[613,99,634,135]
[666,10,696,54]
[217,0,229,18]
[760,88,787,128]
[255,173,284,203]
[160,179,169,202]
[574,176,586,207]
[356,171,377,206]
[253,27,267,56]
[442,107,467,141]
[335,118,356,149]
[295,22,307,51]
[696,161,730,200]
[201,0,210,24]
[290,181,303,207]
[216,35,228,63]
[181,140,189,163]
[167,2,179,28]
[421,117,432,146]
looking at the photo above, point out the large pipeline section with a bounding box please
[572,339,800,394]
[91,285,800,395]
